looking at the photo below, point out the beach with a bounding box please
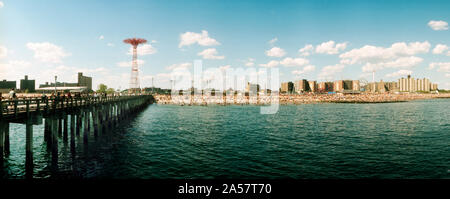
[154,93,450,105]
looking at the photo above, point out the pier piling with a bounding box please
[0,95,155,178]
[63,114,68,143]
[4,123,9,155]
[0,122,5,162]
[51,117,58,173]
[25,120,33,178]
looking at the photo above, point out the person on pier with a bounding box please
[9,88,16,100]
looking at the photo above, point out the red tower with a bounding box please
[124,37,147,94]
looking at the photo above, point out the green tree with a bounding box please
[97,84,108,93]
[106,88,115,94]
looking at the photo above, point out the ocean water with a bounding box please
[1,99,449,179]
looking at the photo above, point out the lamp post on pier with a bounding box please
[54,76,57,94]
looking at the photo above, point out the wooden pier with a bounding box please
[0,95,155,178]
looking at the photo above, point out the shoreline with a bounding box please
[153,93,450,106]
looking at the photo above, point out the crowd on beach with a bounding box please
[154,92,450,106]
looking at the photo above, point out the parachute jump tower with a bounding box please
[124,37,147,94]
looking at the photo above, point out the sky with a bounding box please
[1,0,450,90]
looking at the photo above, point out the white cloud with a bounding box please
[268,37,278,45]
[26,42,71,63]
[292,65,315,75]
[0,2,4,8]
[386,70,413,78]
[265,47,286,57]
[0,46,7,58]
[151,40,157,44]
[316,41,347,55]
[429,62,450,73]
[117,59,145,67]
[445,73,450,78]
[340,41,430,65]
[219,65,231,71]
[318,64,345,80]
[107,43,115,47]
[245,58,255,67]
[127,44,157,56]
[0,60,31,72]
[428,64,435,70]
[361,56,423,72]
[432,44,449,54]
[298,44,314,56]
[7,60,32,67]
[428,20,449,31]
[280,57,309,67]
[179,30,220,48]
[259,60,280,68]
[197,48,225,60]
[0,60,33,81]
[99,35,104,40]
[166,62,192,70]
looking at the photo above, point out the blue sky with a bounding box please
[1,0,450,90]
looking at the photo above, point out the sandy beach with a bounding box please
[153,93,450,105]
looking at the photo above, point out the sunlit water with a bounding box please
[1,99,450,179]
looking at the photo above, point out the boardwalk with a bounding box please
[0,95,155,178]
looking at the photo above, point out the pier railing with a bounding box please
[0,95,153,120]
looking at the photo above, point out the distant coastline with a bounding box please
[154,93,450,106]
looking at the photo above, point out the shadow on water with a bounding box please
[1,102,151,179]
[2,99,450,179]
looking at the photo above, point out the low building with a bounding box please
[20,75,35,93]
[385,81,399,92]
[78,72,92,91]
[431,83,438,91]
[0,79,16,93]
[39,81,78,88]
[36,86,87,93]
[39,72,93,92]
[366,80,399,93]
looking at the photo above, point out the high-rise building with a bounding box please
[246,82,260,94]
[318,82,334,92]
[352,80,360,91]
[334,80,344,92]
[20,75,35,92]
[294,79,309,93]
[281,82,294,93]
[308,81,317,93]
[398,76,433,92]
[343,80,353,90]
[378,80,386,93]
